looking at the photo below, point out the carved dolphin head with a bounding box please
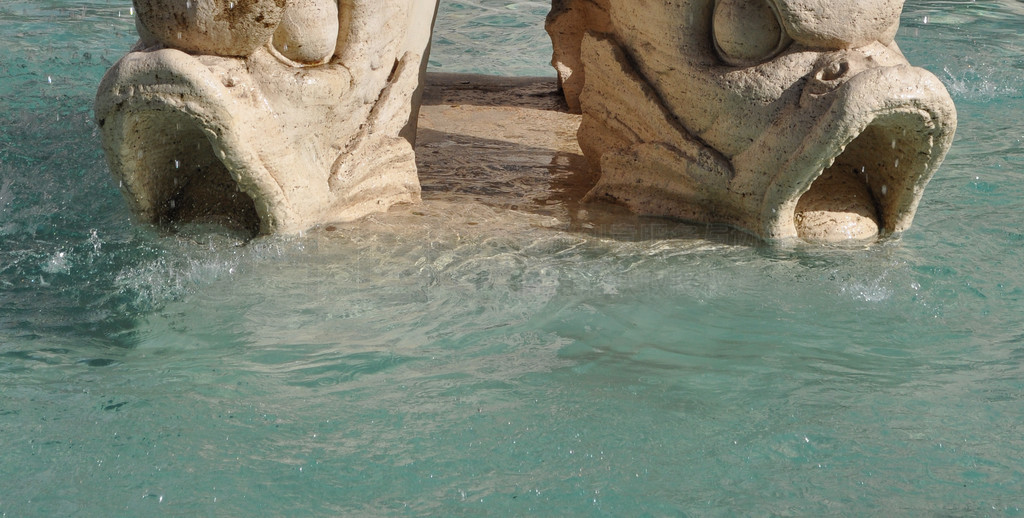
[96,0,438,235]
[556,0,957,242]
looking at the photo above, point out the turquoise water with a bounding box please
[1,1,1023,515]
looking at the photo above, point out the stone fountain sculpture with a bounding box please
[96,0,439,235]
[547,0,957,242]
[97,0,956,243]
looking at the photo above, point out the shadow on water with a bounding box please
[0,7,993,367]
[0,57,629,363]
[1,104,143,352]
[0,0,155,360]
[421,73,570,110]
[0,99,266,358]
[0,68,827,363]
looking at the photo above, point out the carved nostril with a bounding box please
[802,57,857,101]
[817,60,850,82]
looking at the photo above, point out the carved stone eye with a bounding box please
[712,0,791,66]
[272,0,339,65]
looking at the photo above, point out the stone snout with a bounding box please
[740,44,958,242]
[96,0,439,236]
[801,48,896,99]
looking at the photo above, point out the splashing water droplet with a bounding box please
[89,229,102,253]
[881,185,888,196]
[894,158,900,168]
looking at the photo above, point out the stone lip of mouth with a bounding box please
[764,64,958,242]
[96,44,426,236]
[95,48,291,235]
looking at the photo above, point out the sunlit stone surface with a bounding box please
[97,0,439,235]
[98,0,956,243]
[547,0,957,242]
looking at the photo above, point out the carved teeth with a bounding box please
[793,110,940,243]
[795,143,881,243]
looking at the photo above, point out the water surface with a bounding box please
[1,1,1023,515]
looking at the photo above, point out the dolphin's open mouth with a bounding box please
[744,61,959,243]
[96,49,282,237]
[119,107,261,236]
[97,45,424,236]
[795,110,938,242]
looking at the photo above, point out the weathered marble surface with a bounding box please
[547,0,957,242]
[96,0,438,235]
[97,0,956,243]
